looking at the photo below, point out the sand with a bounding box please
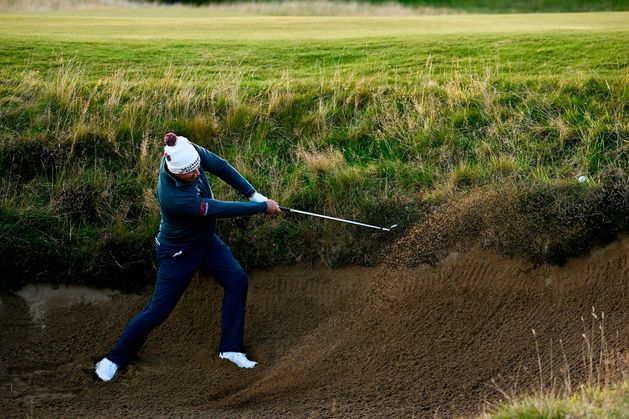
[1,236,628,417]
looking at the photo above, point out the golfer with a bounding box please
[95,132,280,381]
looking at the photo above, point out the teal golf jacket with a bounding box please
[156,144,267,247]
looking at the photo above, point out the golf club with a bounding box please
[280,207,398,232]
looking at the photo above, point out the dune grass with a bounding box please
[0,11,627,289]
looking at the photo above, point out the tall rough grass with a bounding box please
[0,63,627,288]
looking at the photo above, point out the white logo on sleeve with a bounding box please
[173,250,183,257]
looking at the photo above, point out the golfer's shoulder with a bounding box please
[193,144,226,166]
[192,143,212,158]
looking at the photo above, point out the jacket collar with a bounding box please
[162,158,191,188]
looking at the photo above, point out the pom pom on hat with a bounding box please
[164,132,178,147]
[163,132,200,174]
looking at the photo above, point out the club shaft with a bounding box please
[281,207,391,231]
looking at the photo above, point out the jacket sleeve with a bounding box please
[194,145,256,198]
[168,194,267,219]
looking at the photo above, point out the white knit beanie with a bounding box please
[163,133,200,174]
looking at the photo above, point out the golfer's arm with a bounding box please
[174,197,266,219]
[195,146,256,198]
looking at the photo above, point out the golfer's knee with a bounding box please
[228,270,248,294]
[141,301,175,327]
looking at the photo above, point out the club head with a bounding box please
[384,224,398,232]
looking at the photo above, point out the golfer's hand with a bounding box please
[265,199,281,214]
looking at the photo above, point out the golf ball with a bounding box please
[578,175,587,184]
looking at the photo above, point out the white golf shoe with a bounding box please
[95,357,119,381]
[219,352,257,368]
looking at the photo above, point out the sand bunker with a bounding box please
[1,236,628,417]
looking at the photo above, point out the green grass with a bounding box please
[0,11,627,289]
[1,12,628,39]
[0,13,627,84]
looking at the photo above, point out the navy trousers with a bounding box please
[107,233,248,367]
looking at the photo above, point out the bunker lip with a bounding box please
[1,236,628,417]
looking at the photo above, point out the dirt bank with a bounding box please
[1,237,628,417]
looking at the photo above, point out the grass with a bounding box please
[483,310,629,418]
[0,10,627,289]
[484,380,629,417]
[0,14,626,87]
[1,12,628,40]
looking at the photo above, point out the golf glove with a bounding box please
[249,192,268,203]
